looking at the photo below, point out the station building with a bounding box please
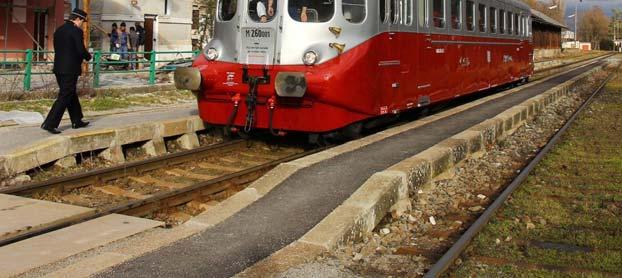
[87,0,194,62]
[530,9,567,60]
[0,0,71,60]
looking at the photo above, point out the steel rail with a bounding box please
[424,69,616,278]
[0,139,247,195]
[0,147,325,247]
[532,53,614,81]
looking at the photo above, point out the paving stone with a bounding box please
[0,194,94,243]
[0,214,162,277]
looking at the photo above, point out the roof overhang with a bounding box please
[531,9,568,29]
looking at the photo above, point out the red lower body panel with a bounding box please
[193,32,533,133]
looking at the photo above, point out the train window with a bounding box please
[391,0,397,23]
[343,0,366,23]
[249,0,278,23]
[466,0,474,31]
[477,4,485,32]
[508,12,514,35]
[432,0,445,28]
[489,7,496,33]
[219,0,237,21]
[499,10,504,34]
[512,14,519,35]
[404,0,413,25]
[450,0,461,30]
[418,0,428,27]
[289,0,334,22]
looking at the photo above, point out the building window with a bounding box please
[450,0,461,30]
[478,4,485,32]
[343,0,366,23]
[489,7,496,33]
[466,0,474,31]
[432,0,445,28]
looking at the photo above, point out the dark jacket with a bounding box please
[53,21,92,75]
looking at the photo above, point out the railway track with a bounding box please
[0,54,611,250]
[423,63,618,278]
[0,139,323,247]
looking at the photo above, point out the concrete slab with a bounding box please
[0,194,94,242]
[0,107,200,176]
[0,214,162,277]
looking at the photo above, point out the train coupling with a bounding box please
[174,67,202,94]
[275,72,307,98]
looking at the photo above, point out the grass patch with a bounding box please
[452,69,622,276]
[0,90,195,114]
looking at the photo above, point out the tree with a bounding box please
[578,6,610,50]
[610,8,622,51]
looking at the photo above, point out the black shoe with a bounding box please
[41,124,62,134]
[72,121,90,129]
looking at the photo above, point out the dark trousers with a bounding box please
[42,74,84,129]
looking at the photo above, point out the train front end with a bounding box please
[175,0,375,135]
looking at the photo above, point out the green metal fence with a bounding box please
[0,49,200,91]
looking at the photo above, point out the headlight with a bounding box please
[302,51,318,66]
[206,48,219,61]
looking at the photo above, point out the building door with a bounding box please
[33,9,48,61]
[144,15,157,59]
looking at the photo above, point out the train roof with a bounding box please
[497,0,532,12]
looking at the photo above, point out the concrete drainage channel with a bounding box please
[238,58,617,276]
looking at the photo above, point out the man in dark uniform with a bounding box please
[41,8,92,134]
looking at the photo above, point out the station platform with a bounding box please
[0,105,199,177]
[0,194,162,277]
[93,60,606,277]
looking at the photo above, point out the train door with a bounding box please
[448,0,467,97]
[427,0,450,101]
[377,0,402,116]
[416,0,434,106]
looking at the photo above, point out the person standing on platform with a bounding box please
[129,26,139,70]
[117,22,130,64]
[41,8,91,134]
[109,22,118,52]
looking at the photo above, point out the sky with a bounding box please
[557,0,620,30]
[563,0,619,16]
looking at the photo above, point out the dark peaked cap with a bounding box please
[71,8,88,21]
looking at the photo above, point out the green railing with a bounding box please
[0,49,200,91]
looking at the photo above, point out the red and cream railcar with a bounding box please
[175,0,533,136]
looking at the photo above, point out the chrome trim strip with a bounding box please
[378,60,401,66]
[431,40,522,46]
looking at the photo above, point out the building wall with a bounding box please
[532,22,562,50]
[0,0,68,60]
[89,0,192,62]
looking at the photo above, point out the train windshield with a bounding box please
[249,0,278,22]
[288,0,334,23]
[342,0,365,23]
[219,0,237,21]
